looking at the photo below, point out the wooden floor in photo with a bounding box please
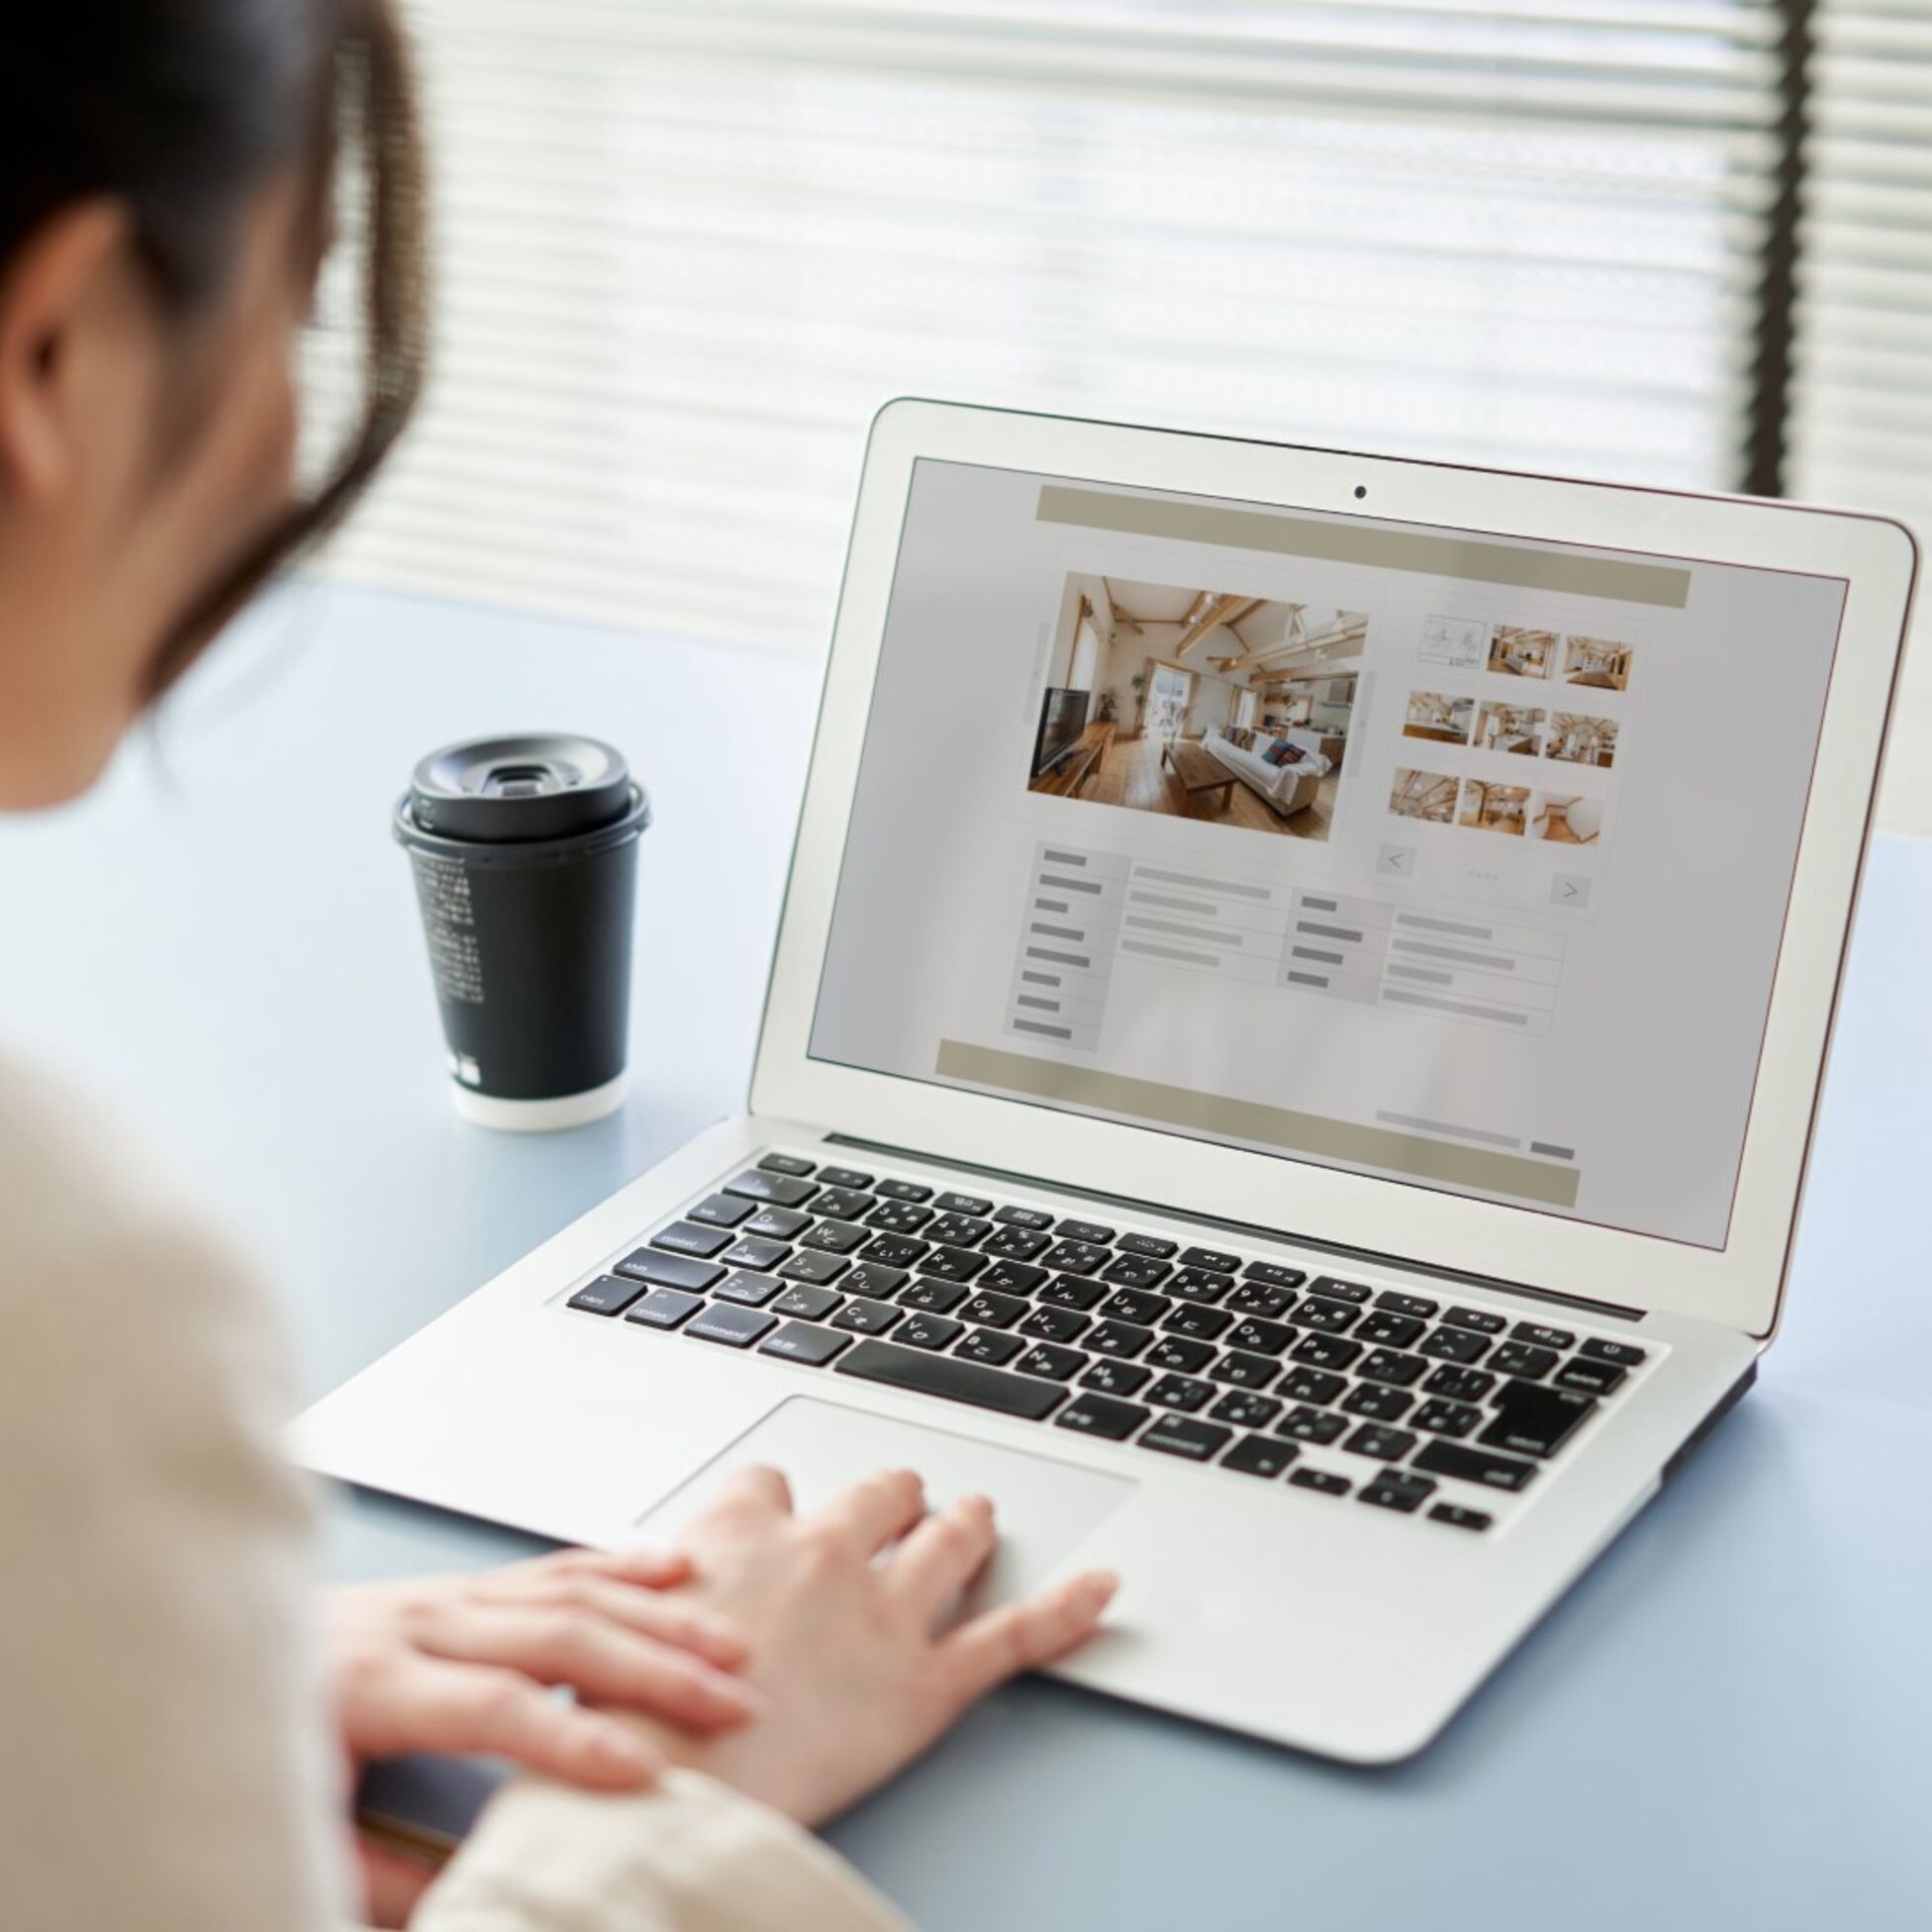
[1077,731,1333,839]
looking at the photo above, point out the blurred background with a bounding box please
[309,0,1930,831]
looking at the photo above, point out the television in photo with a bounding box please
[1031,686,1091,778]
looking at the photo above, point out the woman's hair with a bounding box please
[0,1,428,694]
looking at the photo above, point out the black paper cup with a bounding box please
[394,734,651,1130]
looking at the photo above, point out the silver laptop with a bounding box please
[293,402,1917,1763]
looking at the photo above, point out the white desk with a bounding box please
[2,584,1928,1931]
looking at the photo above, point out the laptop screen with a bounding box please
[808,459,1847,1250]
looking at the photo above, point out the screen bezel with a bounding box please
[751,400,1917,1339]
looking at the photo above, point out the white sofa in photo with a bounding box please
[1204,728,1328,817]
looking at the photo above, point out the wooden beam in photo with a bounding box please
[1103,579,1142,633]
[1175,593,1262,659]
[1233,617,1368,672]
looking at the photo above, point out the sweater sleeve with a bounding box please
[416,1772,912,1932]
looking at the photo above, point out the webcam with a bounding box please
[1353,484,1368,500]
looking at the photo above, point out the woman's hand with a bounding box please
[614,1466,1118,1828]
[327,1546,764,1924]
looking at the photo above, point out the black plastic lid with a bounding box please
[406,734,632,843]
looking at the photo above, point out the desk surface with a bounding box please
[3,584,1929,1932]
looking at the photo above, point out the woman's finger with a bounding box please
[693,1462,795,1533]
[811,1467,926,1557]
[469,1569,748,1670]
[413,1602,763,1731]
[361,1655,665,1789]
[538,1545,694,1592]
[941,1569,1119,1705]
[886,1493,997,1624]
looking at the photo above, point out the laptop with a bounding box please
[292,401,1917,1764]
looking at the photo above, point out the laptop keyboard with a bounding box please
[564,1152,1654,1534]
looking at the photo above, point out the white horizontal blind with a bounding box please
[1791,1,1932,833]
[308,0,1787,655]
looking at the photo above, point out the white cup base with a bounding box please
[449,1071,629,1132]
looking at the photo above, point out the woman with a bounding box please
[0,6,1117,1927]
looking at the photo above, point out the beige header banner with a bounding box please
[936,1039,1582,1208]
[1036,484,1690,609]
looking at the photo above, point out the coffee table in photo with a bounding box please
[1162,738,1238,816]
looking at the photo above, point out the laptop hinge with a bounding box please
[822,1130,1648,1324]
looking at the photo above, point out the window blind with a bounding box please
[310,0,1790,659]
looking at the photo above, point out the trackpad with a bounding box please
[634,1397,1134,1608]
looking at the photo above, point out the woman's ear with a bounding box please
[0,201,135,500]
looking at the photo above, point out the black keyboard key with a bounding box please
[1481,1382,1595,1458]
[1227,1281,1297,1318]
[866,1201,934,1235]
[1080,1358,1152,1398]
[1162,1303,1233,1342]
[1055,1394,1149,1441]
[874,1178,934,1203]
[741,1206,811,1241]
[1290,1298,1360,1334]
[1241,1260,1306,1290]
[842,1262,911,1301]
[835,1338,1066,1419]
[1277,1406,1349,1445]
[1357,1348,1428,1388]
[1147,1373,1215,1412]
[1279,1367,1347,1406]
[567,1276,644,1316]
[714,1269,784,1306]
[1342,1383,1414,1423]
[1015,1343,1085,1382]
[861,1234,930,1270]
[981,1259,1050,1295]
[1580,1336,1648,1368]
[1411,1397,1482,1438]
[829,1297,903,1336]
[811,1187,878,1222]
[1290,1331,1362,1371]
[651,1219,734,1260]
[721,1234,791,1272]
[927,1213,993,1249]
[1289,1467,1351,1497]
[1099,1288,1171,1326]
[961,1290,1029,1329]
[1423,1365,1496,1402]
[1041,1239,1111,1276]
[1209,1391,1282,1429]
[993,1204,1056,1230]
[799,1218,870,1256]
[934,1191,993,1215]
[1429,1502,1494,1532]
[1307,1276,1373,1304]
[982,1225,1051,1261]
[1019,1304,1092,1344]
[1222,1433,1298,1479]
[1115,1232,1179,1259]
[1490,1342,1558,1381]
[1375,1290,1440,1318]
[897,1312,964,1351]
[1512,1320,1577,1350]
[771,1283,843,1321]
[1356,1309,1426,1348]
[1039,1274,1107,1312]
[1167,1267,1234,1304]
[1209,1350,1279,1391]
[1145,1336,1215,1374]
[1442,1304,1507,1335]
[1556,1358,1627,1396]
[1418,1325,1492,1365]
[1086,1319,1154,1359]
[758,1152,817,1177]
[1099,1252,1173,1291]
[918,1244,990,1283]
[1177,1245,1240,1273]
[724,1170,818,1208]
[1226,1316,1296,1356]
[617,1249,726,1294]
[1414,1438,1539,1492]
[955,1327,1024,1366]
[757,1320,852,1366]
[898,1277,968,1314]
[687,1193,756,1228]
[1138,1414,1232,1463]
[1059,1218,1116,1245]
[685,1304,778,1348]
[777,1249,850,1286]
[1343,1423,1416,1462]
[1359,1472,1435,1514]
[818,1165,875,1190]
